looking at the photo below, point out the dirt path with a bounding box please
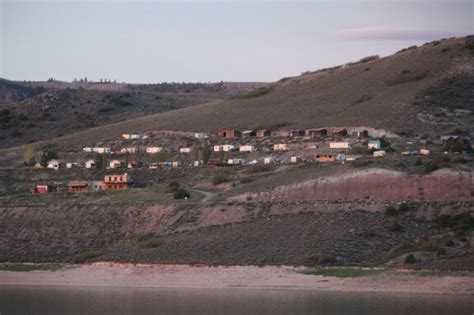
[189,189,217,203]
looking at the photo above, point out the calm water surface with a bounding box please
[0,286,473,315]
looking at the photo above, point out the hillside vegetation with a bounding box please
[0,89,224,149]
[0,79,46,103]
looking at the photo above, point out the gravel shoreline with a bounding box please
[1,263,473,296]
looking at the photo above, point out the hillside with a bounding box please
[0,89,224,149]
[0,79,47,103]
[8,36,471,153]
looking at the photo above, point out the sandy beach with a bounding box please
[1,263,473,296]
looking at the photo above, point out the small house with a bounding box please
[329,142,351,149]
[315,154,336,163]
[440,135,461,144]
[351,129,369,138]
[256,129,271,138]
[264,157,276,164]
[331,128,348,137]
[368,140,381,150]
[273,143,289,151]
[109,160,122,169]
[307,128,328,138]
[242,130,256,138]
[180,147,192,154]
[66,181,89,193]
[290,156,303,163]
[93,147,111,154]
[218,129,241,139]
[66,162,81,169]
[32,163,45,170]
[85,160,96,169]
[288,129,305,137]
[103,173,133,190]
[239,145,255,152]
[120,147,137,154]
[122,134,147,140]
[194,132,208,139]
[47,159,60,170]
[146,147,162,154]
[89,181,103,191]
[31,184,57,194]
[272,130,290,137]
[373,150,386,158]
[213,145,235,152]
[346,155,362,161]
[227,158,245,165]
[127,161,138,169]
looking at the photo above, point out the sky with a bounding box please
[1,0,472,83]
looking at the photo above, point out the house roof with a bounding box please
[67,181,89,187]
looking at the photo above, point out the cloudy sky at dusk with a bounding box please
[1,0,472,83]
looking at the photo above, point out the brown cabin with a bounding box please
[67,181,89,193]
[256,129,271,138]
[103,173,133,190]
[307,128,328,137]
[288,129,305,137]
[242,130,256,138]
[352,130,368,138]
[332,129,348,137]
[218,129,241,139]
[315,154,337,163]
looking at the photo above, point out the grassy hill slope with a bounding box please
[1,36,473,156]
[0,89,224,149]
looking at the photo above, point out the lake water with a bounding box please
[0,286,473,315]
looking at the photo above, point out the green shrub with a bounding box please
[388,222,402,232]
[384,206,399,217]
[308,254,336,265]
[138,239,160,249]
[418,237,438,251]
[398,203,409,212]
[424,161,439,173]
[433,213,474,232]
[166,181,180,193]
[174,188,190,199]
[404,254,416,264]
[239,178,253,184]
[436,248,447,257]
[72,251,101,263]
[387,247,398,258]
[445,240,455,247]
[212,175,229,186]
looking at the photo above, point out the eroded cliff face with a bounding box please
[231,169,473,203]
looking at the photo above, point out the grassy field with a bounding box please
[0,263,63,272]
[0,184,203,207]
